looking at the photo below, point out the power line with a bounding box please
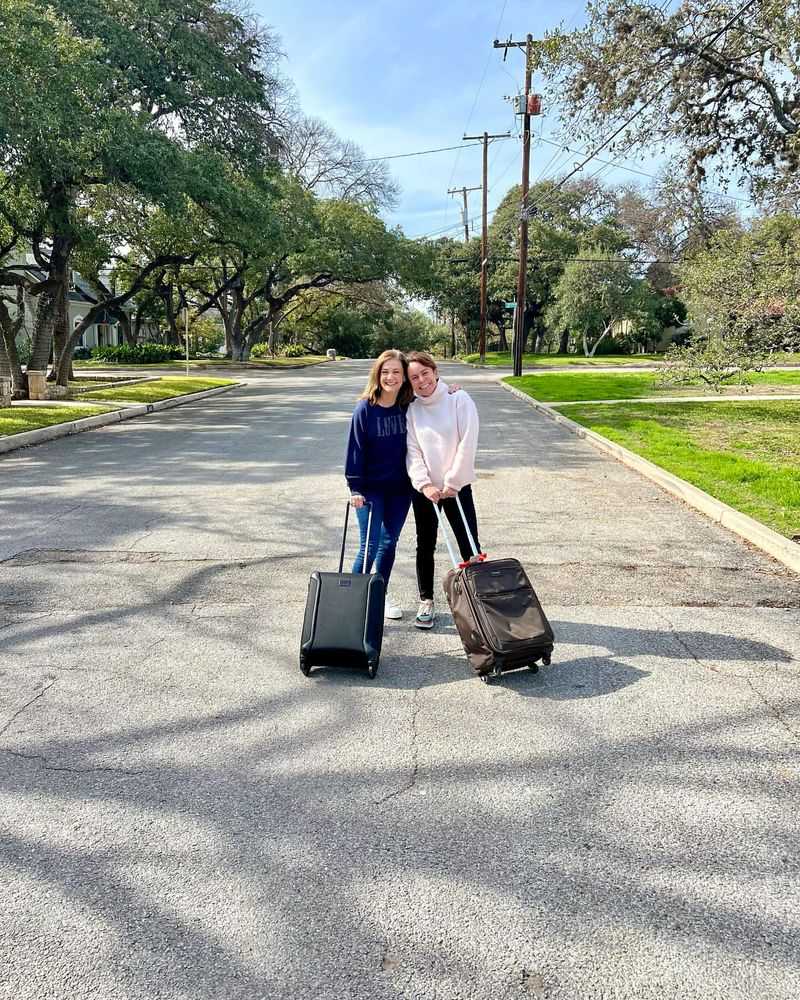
[551,0,762,193]
[442,0,511,232]
[535,135,752,204]
[355,139,510,163]
[412,198,507,241]
[514,1,762,231]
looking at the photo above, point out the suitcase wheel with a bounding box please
[542,651,552,667]
[480,673,491,684]
[528,662,539,674]
[300,656,311,677]
[367,660,378,679]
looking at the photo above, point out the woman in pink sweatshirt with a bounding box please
[405,351,481,629]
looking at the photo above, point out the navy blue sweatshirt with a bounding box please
[345,399,410,494]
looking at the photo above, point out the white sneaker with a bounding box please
[415,599,435,629]
[385,599,403,620]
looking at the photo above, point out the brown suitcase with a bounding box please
[435,499,554,683]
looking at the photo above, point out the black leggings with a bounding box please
[412,485,481,601]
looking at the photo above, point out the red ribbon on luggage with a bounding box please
[458,552,488,568]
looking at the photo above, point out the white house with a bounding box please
[8,258,158,352]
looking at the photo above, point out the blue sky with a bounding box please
[257,1,673,237]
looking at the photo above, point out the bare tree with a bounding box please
[280,116,399,210]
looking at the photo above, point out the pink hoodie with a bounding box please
[406,380,480,492]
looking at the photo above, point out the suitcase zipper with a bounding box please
[462,578,550,654]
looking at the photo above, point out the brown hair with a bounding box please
[359,349,414,406]
[406,350,438,373]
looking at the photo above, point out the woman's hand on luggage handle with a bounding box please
[350,493,366,508]
[422,484,442,503]
[440,486,457,499]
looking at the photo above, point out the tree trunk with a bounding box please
[449,313,456,359]
[52,275,73,386]
[0,288,25,396]
[214,287,236,359]
[586,323,613,357]
[228,284,248,361]
[223,313,234,358]
[134,301,148,344]
[558,329,569,354]
[230,331,250,361]
[117,309,135,345]
[497,321,508,352]
[28,235,72,384]
[160,284,180,345]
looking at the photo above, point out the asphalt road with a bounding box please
[1,360,798,1000]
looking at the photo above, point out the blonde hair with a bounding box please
[359,350,413,406]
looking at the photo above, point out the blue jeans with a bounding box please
[352,487,412,589]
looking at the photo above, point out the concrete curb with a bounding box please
[500,379,800,575]
[0,383,241,457]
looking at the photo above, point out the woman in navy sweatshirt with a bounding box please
[345,350,414,619]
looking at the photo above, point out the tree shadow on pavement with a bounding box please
[2,684,799,1000]
[551,618,794,664]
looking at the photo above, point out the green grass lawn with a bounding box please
[560,400,800,538]
[82,377,236,403]
[74,356,329,370]
[462,351,665,367]
[463,350,800,368]
[506,369,800,403]
[0,404,112,437]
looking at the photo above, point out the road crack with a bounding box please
[655,609,724,675]
[0,677,57,738]
[745,679,800,742]
[373,687,420,805]
[656,611,799,741]
[0,746,147,775]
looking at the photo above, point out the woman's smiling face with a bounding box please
[379,359,405,395]
[408,361,437,397]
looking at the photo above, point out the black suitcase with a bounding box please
[300,501,385,679]
[435,498,554,683]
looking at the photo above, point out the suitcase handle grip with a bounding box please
[339,500,373,574]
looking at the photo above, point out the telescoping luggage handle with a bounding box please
[432,495,487,570]
[339,500,373,574]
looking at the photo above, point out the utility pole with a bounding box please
[447,185,481,242]
[463,131,511,362]
[495,34,536,377]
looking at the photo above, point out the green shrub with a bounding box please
[189,317,225,355]
[73,346,92,360]
[16,336,32,367]
[250,341,307,359]
[91,343,183,363]
[592,337,630,356]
